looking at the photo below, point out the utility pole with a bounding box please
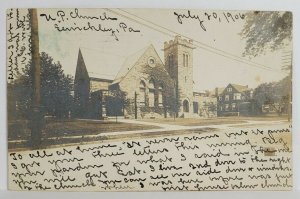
[281,51,292,122]
[29,9,44,149]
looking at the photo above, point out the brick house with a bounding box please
[217,83,254,116]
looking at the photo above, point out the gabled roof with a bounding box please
[230,84,251,92]
[217,84,252,96]
[76,44,166,85]
[218,83,251,95]
[112,44,161,84]
[79,48,123,81]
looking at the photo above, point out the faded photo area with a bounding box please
[7,8,292,191]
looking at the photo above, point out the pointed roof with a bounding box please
[75,48,89,80]
[112,45,150,84]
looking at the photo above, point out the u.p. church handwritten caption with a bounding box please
[9,124,292,191]
[39,8,141,41]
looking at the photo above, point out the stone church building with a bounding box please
[74,36,217,119]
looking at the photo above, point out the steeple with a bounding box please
[75,48,89,81]
[74,48,91,113]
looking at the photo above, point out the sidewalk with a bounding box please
[8,118,289,151]
[103,118,288,136]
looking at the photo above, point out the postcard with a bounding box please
[7,8,292,191]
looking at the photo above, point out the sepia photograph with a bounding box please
[7,8,292,191]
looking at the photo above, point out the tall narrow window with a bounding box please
[149,79,155,107]
[185,54,188,67]
[183,53,188,67]
[139,80,146,106]
[158,84,163,107]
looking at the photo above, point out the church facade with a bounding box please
[74,36,217,119]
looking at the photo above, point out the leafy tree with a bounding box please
[164,85,181,119]
[200,101,217,118]
[240,11,292,58]
[241,11,292,120]
[253,76,290,115]
[105,88,128,122]
[10,52,74,119]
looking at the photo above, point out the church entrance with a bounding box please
[183,99,189,112]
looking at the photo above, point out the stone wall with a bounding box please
[116,45,174,119]
[164,35,195,116]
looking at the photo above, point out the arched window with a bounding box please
[139,80,146,106]
[183,53,189,67]
[149,79,155,89]
[183,99,189,112]
[158,84,163,107]
[149,79,155,107]
[185,54,188,67]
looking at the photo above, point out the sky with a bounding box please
[34,8,291,91]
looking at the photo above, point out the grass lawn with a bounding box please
[43,119,159,137]
[7,115,289,150]
[8,119,160,150]
[140,115,289,126]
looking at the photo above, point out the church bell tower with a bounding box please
[164,35,195,116]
